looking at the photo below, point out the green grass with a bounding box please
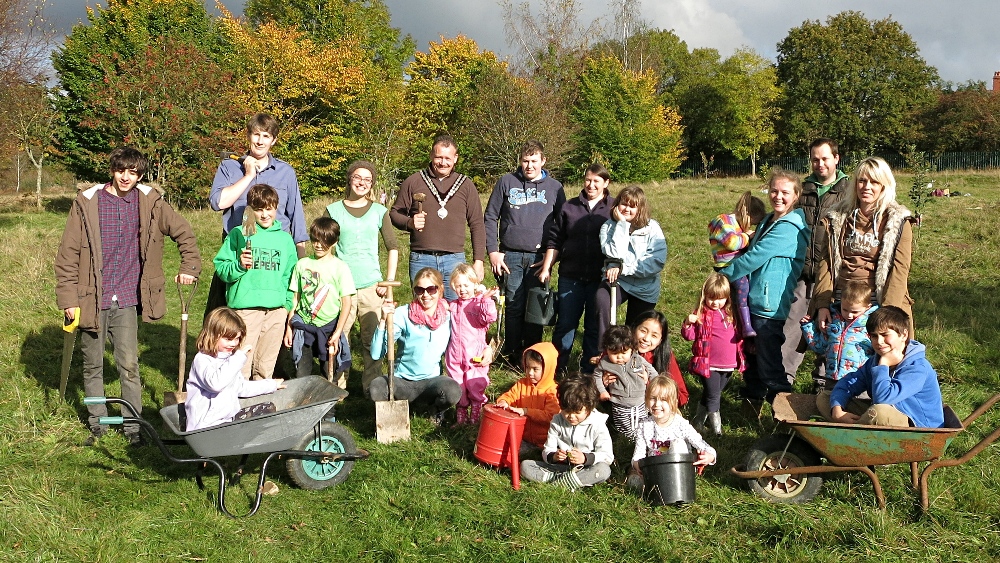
[2,174,1000,561]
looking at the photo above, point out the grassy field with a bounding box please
[2,172,1000,562]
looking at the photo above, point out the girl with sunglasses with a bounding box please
[370,267,462,425]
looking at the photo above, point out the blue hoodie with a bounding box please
[720,208,808,320]
[484,168,566,253]
[830,340,944,428]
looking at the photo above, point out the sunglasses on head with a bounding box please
[413,285,439,296]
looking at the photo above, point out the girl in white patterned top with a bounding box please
[631,375,717,476]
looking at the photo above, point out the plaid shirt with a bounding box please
[98,185,141,310]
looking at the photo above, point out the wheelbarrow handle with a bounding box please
[83,396,107,405]
[961,391,1000,427]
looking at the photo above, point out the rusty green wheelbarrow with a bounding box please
[731,392,1000,511]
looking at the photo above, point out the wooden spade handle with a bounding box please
[377,280,403,400]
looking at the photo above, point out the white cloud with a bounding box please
[50,0,1000,85]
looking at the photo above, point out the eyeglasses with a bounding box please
[413,285,439,296]
[350,174,373,186]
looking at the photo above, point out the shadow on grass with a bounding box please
[43,195,74,214]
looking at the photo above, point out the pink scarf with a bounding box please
[408,301,447,331]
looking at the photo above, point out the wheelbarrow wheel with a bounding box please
[744,434,822,504]
[287,423,357,490]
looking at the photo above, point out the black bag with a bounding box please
[525,285,558,326]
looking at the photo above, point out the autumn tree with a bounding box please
[918,83,1000,153]
[52,0,224,186]
[404,35,506,172]
[0,0,50,84]
[80,39,242,206]
[2,82,59,206]
[218,9,371,200]
[1,0,54,187]
[571,56,684,182]
[457,65,575,184]
[500,0,601,103]
[675,49,779,175]
[776,11,938,155]
[244,0,414,72]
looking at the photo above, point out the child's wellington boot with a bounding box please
[707,411,723,436]
[452,406,469,428]
[692,404,709,434]
[739,305,756,337]
[470,402,483,424]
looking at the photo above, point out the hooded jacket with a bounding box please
[484,168,565,253]
[593,353,657,407]
[495,342,560,447]
[599,217,667,304]
[542,409,615,466]
[829,340,943,428]
[801,303,877,381]
[54,184,202,331]
[811,201,914,321]
[720,208,809,320]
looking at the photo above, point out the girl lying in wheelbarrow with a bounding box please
[820,306,944,428]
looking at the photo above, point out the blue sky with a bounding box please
[51,0,1000,86]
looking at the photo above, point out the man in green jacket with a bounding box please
[783,138,851,385]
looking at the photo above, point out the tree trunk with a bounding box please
[26,147,44,208]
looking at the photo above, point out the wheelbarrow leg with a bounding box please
[911,462,919,489]
[859,466,886,510]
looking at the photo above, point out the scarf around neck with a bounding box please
[408,301,447,331]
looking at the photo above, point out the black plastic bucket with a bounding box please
[639,450,697,505]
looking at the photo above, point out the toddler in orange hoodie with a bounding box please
[495,342,561,456]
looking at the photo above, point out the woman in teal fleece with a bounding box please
[720,170,809,402]
[369,267,461,423]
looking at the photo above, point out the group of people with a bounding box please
[55,115,943,492]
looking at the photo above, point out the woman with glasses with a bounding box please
[370,267,461,424]
[325,160,400,397]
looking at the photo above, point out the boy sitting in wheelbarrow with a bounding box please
[823,306,944,428]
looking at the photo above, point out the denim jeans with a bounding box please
[741,315,791,401]
[81,302,141,434]
[551,277,601,373]
[495,250,544,356]
[409,251,466,301]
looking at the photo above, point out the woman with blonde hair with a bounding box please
[810,157,914,333]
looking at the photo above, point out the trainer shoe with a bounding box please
[552,469,584,491]
[125,431,146,447]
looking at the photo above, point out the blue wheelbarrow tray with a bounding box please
[159,375,347,457]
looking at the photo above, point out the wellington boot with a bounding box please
[707,411,723,436]
[739,305,756,337]
[691,404,709,434]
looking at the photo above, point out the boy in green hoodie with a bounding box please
[214,184,298,380]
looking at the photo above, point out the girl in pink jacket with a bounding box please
[446,264,498,425]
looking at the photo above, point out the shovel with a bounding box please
[164,279,198,407]
[605,258,622,326]
[374,280,410,444]
[59,307,81,400]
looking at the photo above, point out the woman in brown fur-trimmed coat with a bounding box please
[810,157,915,334]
